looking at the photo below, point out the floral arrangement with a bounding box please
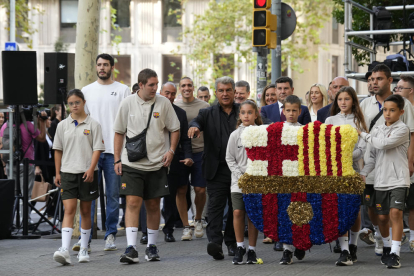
[240,121,364,251]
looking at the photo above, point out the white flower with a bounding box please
[281,124,301,146]
[241,125,268,148]
[246,159,268,176]
[282,160,299,176]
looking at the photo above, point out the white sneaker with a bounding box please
[53,247,71,265]
[359,228,375,245]
[401,234,409,245]
[104,234,117,251]
[374,234,383,256]
[181,227,193,241]
[77,247,90,263]
[194,220,204,238]
[409,240,414,252]
[72,241,91,252]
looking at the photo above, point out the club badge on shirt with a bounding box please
[153,112,160,118]
[84,129,91,135]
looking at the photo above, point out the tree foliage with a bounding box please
[332,0,407,66]
[174,0,333,86]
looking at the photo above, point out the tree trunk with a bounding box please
[72,0,101,239]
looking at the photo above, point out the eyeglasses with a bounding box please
[393,87,412,92]
[68,101,82,107]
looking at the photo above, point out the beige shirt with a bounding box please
[53,115,105,174]
[114,94,180,171]
[360,95,414,184]
[175,98,209,153]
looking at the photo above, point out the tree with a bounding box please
[332,0,406,66]
[174,0,334,87]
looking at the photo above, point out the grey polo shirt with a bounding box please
[360,95,414,184]
[113,94,180,171]
[53,115,105,174]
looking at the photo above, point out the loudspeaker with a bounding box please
[0,179,15,239]
[2,51,38,105]
[44,52,75,104]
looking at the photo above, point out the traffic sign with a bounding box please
[5,42,19,51]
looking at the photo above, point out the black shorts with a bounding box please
[120,165,169,200]
[362,184,375,207]
[231,192,245,211]
[406,183,414,210]
[60,171,99,201]
[374,188,408,215]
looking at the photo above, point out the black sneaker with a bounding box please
[334,240,341,253]
[274,241,283,251]
[381,247,391,265]
[349,244,357,263]
[207,242,224,260]
[145,244,160,261]
[335,250,353,266]
[246,249,257,264]
[280,250,293,265]
[120,246,139,264]
[294,248,305,260]
[386,253,401,269]
[232,246,246,265]
[227,243,237,256]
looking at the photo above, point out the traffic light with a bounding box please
[252,0,277,48]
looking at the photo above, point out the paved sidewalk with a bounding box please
[1,231,414,276]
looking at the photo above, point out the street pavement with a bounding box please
[1,229,414,276]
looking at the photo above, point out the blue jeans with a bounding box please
[80,153,121,241]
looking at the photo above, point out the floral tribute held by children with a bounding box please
[239,121,365,251]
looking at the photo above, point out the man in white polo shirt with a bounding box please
[114,68,180,263]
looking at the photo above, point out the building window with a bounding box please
[332,55,339,79]
[162,0,182,43]
[214,54,235,78]
[111,0,131,42]
[114,56,131,87]
[162,55,183,84]
[332,18,339,44]
[60,0,78,43]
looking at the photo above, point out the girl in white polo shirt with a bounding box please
[52,89,105,265]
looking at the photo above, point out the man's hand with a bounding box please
[38,111,47,121]
[35,166,42,175]
[188,127,200,139]
[162,151,174,167]
[55,173,61,187]
[114,163,122,176]
[180,158,194,167]
[83,169,94,183]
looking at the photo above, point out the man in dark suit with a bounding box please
[188,76,238,260]
[159,82,193,242]
[261,77,311,125]
[317,77,349,123]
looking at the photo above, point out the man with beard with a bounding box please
[72,54,130,252]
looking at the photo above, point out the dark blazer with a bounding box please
[48,118,60,141]
[260,102,312,125]
[170,105,192,173]
[316,103,332,123]
[189,103,240,180]
[34,134,54,182]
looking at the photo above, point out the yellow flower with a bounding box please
[319,124,327,176]
[297,127,305,176]
[331,126,338,176]
[256,258,264,264]
[340,125,358,176]
[308,123,316,176]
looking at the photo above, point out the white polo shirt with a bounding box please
[53,115,105,174]
[113,94,180,171]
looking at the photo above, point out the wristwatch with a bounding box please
[114,160,121,166]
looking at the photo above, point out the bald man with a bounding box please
[316,77,349,123]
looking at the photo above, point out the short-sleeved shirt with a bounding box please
[0,122,40,160]
[360,95,414,184]
[53,115,105,173]
[113,94,180,171]
[82,81,130,154]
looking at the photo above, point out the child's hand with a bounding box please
[55,173,61,187]
[360,174,366,182]
[357,129,362,136]
[83,169,94,183]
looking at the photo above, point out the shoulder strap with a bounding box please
[146,103,155,129]
[369,109,384,132]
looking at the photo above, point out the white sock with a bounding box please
[391,240,401,256]
[126,227,138,247]
[410,230,414,242]
[147,228,158,247]
[389,227,392,239]
[80,228,91,249]
[237,242,245,248]
[382,236,391,247]
[349,231,359,246]
[61,227,73,250]
[338,236,349,252]
[283,243,294,252]
[373,225,380,237]
[248,245,256,251]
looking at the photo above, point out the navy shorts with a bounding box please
[176,151,207,188]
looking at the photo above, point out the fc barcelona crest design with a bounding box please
[239,122,365,251]
[365,194,370,201]
[84,129,91,135]
[153,112,160,118]
[121,183,126,190]
[376,204,382,211]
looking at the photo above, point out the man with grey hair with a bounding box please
[188,76,238,260]
[234,80,251,103]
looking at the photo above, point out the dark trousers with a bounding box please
[206,165,236,247]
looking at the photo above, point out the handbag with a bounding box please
[31,174,51,202]
[125,103,155,162]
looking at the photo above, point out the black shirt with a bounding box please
[219,103,238,162]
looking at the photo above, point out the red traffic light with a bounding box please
[254,0,271,9]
